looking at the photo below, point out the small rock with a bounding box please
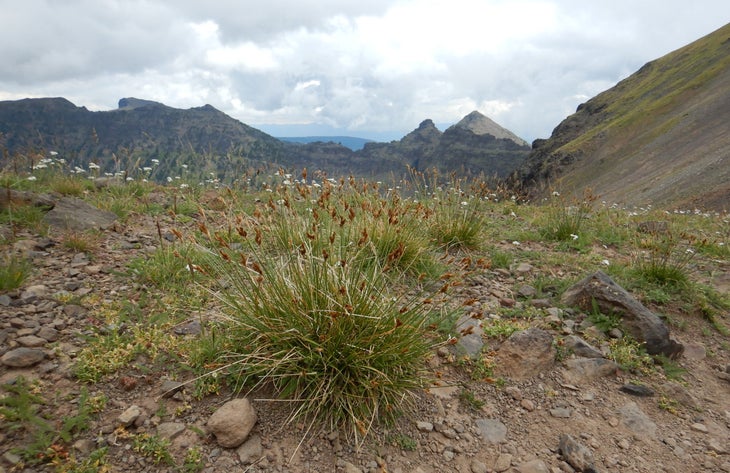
[691,423,708,433]
[682,343,707,361]
[550,407,573,418]
[36,326,59,342]
[471,458,488,473]
[72,439,96,455]
[619,402,656,438]
[494,328,556,380]
[117,405,143,427]
[174,320,202,336]
[1,347,46,367]
[562,357,618,384]
[563,335,603,359]
[661,381,699,409]
[62,304,88,318]
[607,328,623,339]
[521,399,536,411]
[0,294,11,306]
[505,386,523,400]
[514,262,533,274]
[620,383,655,397]
[530,298,551,308]
[160,380,185,398]
[21,284,49,301]
[207,398,257,448]
[518,285,537,298]
[494,453,513,472]
[157,422,186,440]
[16,335,47,348]
[474,418,507,444]
[559,434,596,472]
[236,433,263,465]
[341,461,362,473]
[517,459,550,473]
[708,437,729,454]
[416,421,434,432]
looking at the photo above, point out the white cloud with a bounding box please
[1,0,729,142]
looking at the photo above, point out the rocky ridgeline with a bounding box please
[1,193,730,473]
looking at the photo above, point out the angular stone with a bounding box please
[43,196,118,232]
[16,335,47,348]
[455,314,484,359]
[494,328,555,380]
[37,326,59,342]
[207,398,257,448]
[117,405,143,427]
[1,347,46,367]
[661,381,699,409]
[493,453,513,472]
[620,383,655,397]
[160,380,185,398]
[517,459,550,473]
[561,271,683,359]
[619,401,656,438]
[21,285,49,301]
[471,459,488,473]
[550,407,573,418]
[474,418,507,444]
[416,421,434,432]
[157,422,186,440]
[559,434,596,472]
[236,433,263,465]
[562,357,618,385]
[62,304,88,318]
[563,335,603,358]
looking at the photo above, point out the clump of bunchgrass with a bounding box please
[190,179,447,441]
[631,226,697,287]
[539,188,597,242]
[61,230,99,253]
[409,170,485,251]
[200,242,439,441]
[0,255,32,291]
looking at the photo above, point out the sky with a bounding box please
[1,1,728,143]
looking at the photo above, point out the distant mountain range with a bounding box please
[277,136,373,151]
[510,22,730,211]
[0,98,530,183]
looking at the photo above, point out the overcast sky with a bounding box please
[1,1,728,142]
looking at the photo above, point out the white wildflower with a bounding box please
[461,201,468,206]
[27,175,37,181]
[570,234,579,241]
[601,259,610,266]
[512,241,521,246]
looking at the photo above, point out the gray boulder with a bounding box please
[561,271,683,359]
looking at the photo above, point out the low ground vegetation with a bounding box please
[1,162,728,471]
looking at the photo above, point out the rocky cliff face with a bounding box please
[509,23,730,211]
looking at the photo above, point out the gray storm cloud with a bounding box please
[1,0,728,142]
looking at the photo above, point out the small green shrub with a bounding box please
[132,434,174,465]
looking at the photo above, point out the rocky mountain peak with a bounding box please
[450,110,529,147]
[118,97,165,110]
